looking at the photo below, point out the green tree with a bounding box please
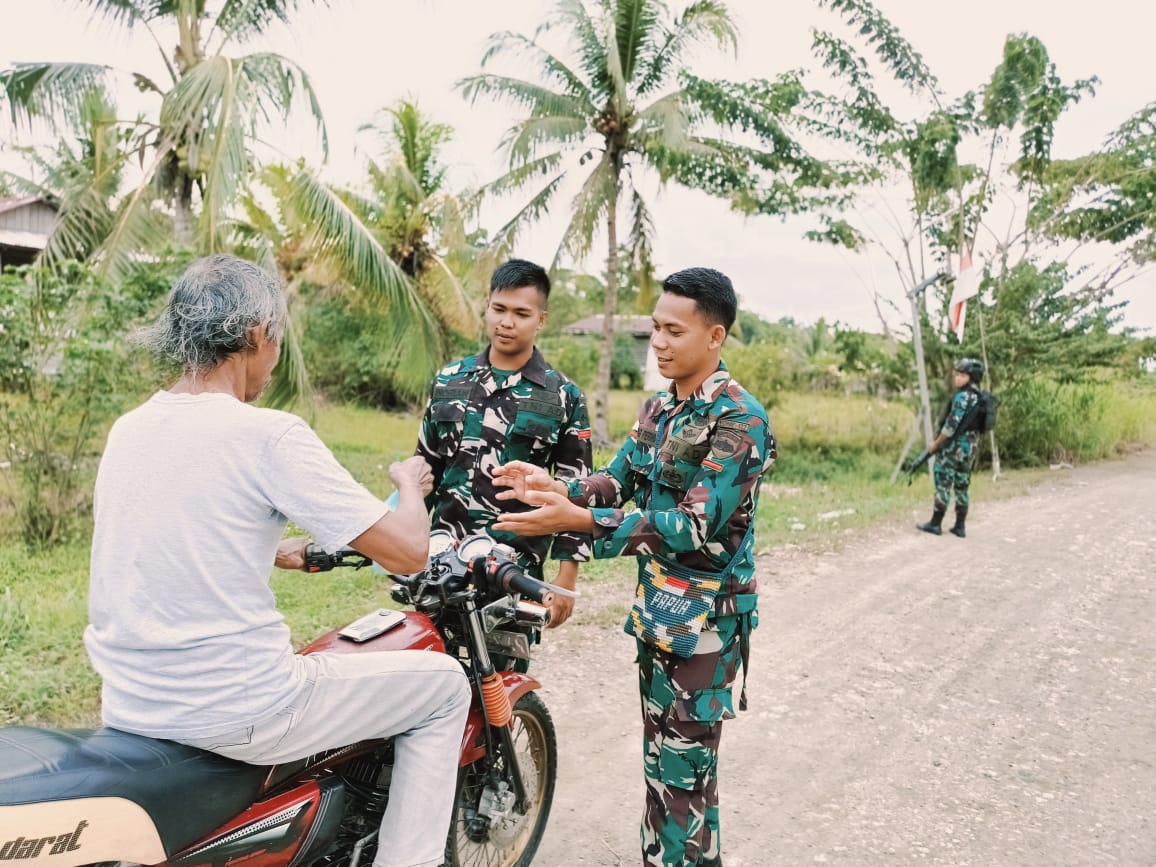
[234,103,488,406]
[0,0,330,275]
[0,262,166,545]
[1036,101,1156,279]
[791,0,1119,465]
[352,100,485,345]
[0,88,141,270]
[458,0,823,443]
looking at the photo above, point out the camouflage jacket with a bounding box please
[416,346,592,577]
[566,362,776,610]
[937,386,981,464]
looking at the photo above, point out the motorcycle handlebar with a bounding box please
[304,544,372,572]
[482,558,555,607]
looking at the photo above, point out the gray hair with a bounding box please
[141,254,287,371]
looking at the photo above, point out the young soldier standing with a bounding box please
[414,259,592,629]
[493,267,776,867]
[917,357,985,538]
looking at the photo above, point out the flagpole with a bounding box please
[976,302,1002,480]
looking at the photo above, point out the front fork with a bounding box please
[462,598,531,813]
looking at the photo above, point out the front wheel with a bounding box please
[445,691,557,867]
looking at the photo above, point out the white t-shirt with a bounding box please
[85,391,388,739]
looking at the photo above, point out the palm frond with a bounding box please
[0,63,112,131]
[74,0,154,27]
[484,151,567,198]
[613,0,660,85]
[237,52,328,155]
[90,146,171,282]
[480,31,596,107]
[601,13,630,118]
[283,168,417,307]
[177,57,249,251]
[557,155,618,265]
[635,1,738,96]
[628,186,657,310]
[541,0,610,99]
[458,73,590,124]
[634,91,692,150]
[486,171,568,257]
[423,252,482,338]
[261,299,314,410]
[501,115,590,166]
[214,0,333,49]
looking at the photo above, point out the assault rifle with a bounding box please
[903,449,932,484]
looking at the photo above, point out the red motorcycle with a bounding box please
[0,533,561,867]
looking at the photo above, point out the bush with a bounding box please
[0,263,162,545]
[996,378,1156,466]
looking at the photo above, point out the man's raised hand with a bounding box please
[493,460,560,503]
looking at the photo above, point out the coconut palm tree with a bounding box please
[1,2,445,409]
[233,102,488,406]
[458,0,806,443]
[353,99,487,343]
[0,0,333,277]
[0,87,136,269]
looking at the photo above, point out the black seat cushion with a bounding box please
[0,727,270,855]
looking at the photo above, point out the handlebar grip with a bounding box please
[305,544,373,572]
[304,543,335,573]
[503,567,555,607]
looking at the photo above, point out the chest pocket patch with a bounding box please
[656,461,694,491]
[430,401,466,456]
[432,401,466,423]
[509,413,558,443]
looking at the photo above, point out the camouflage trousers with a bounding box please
[933,453,973,510]
[636,614,744,867]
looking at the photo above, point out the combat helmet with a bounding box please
[954,357,984,383]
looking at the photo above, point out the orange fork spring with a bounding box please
[479,671,512,727]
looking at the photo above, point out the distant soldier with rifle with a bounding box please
[912,358,989,538]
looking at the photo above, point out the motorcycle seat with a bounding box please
[0,726,269,856]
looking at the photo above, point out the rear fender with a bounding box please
[458,672,541,766]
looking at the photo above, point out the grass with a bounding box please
[2,385,1152,727]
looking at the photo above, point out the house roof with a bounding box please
[0,196,53,216]
[562,314,653,336]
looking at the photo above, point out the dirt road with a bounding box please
[530,450,1156,866]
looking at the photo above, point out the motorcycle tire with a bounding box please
[444,691,557,867]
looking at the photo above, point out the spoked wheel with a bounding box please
[445,692,557,867]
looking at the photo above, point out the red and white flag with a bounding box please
[948,249,980,341]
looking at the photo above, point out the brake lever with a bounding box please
[541,583,580,599]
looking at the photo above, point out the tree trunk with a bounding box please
[593,173,620,447]
[174,173,195,248]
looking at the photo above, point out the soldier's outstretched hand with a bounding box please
[493,460,560,503]
[493,489,593,536]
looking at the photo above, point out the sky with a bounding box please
[0,0,1153,335]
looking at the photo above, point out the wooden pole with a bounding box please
[907,273,945,464]
[975,302,1001,480]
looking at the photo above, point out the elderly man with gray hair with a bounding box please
[84,254,469,867]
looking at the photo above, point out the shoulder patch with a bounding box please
[717,419,752,433]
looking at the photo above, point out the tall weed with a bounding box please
[997,379,1156,465]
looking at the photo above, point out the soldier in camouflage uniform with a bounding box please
[415,259,592,630]
[917,358,984,538]
[493,268,776,867]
